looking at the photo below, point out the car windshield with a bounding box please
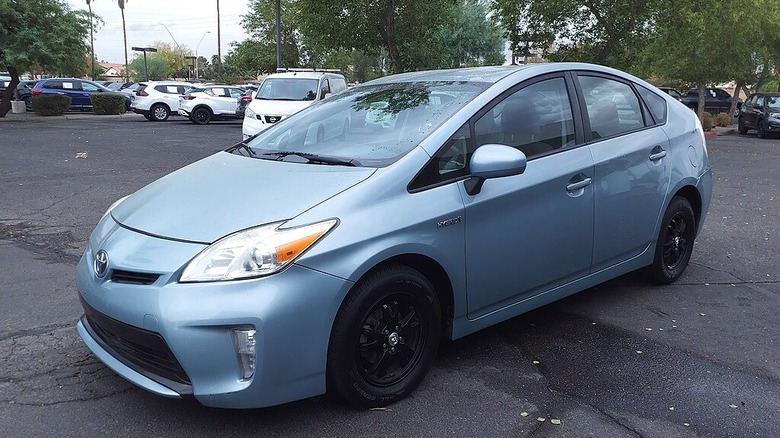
[243,80,489,167]
[256,78,320,101]
[766,96,780,110]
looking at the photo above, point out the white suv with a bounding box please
[131,81,192,121]
[178,85,245,125]
[242,69,348,139]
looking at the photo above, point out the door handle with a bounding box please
[649,150,667,161]
[566,178,592,192]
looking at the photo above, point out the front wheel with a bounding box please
[737,117,748,135]
[757,120,766,138]
[645,196,696,284]
[328,264,441,408]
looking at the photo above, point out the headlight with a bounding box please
[769,113,780,121]
[245,107,256,119]
[180,219,338,282]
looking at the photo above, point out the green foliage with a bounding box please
[129,56,168,81]
[700,112,714,131]
[492,0,660,72]
[714,112,731,127]
[90,93,126,115]
[437,0,506,68]
[30,94,71,116]
[296,0,460,73]
[0,0,91,74]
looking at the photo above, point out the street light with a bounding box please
[195,31,211,80]
[131,47,158,81]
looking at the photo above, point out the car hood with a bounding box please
[249,99,313,117]
[111,151,375,243]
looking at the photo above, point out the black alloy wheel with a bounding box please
[737,117,748,135]
[191,107,212,125]
[328,264,441,408]
[645,196,696,284]
[757,120,766,138]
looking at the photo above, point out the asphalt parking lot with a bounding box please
[1,113,778,437]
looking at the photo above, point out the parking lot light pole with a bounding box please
[131,47,158,81]
[195,31,211,80]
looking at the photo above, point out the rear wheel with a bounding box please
[150,104,170,121]
[190,107,212,125]
[143,113,155,121]
[645,196,696,284]
[328,264,441,408]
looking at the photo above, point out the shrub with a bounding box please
[700,112,714,131]
[91,93,127,115]
[30,94,71,116]
[714,112,731,127]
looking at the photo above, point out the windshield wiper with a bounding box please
[225,141,257,157]
[259,151,359,166]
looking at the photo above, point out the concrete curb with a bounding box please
[0,111,144,123]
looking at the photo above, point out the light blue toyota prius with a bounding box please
[77,63,712,409]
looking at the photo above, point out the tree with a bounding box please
[128,55,167,81]
[644,0,777,118]
[492,0,660,71]
[118,0,129,81]
[296,0,460,73]
[239,0,301,72]
[0,0,90,117]
[438,0,505,68]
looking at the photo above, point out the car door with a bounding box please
[58,80,86,108]
[79,81,103,108]
[460,75,595,319]
[576,73,671,272]
[208,87,240,115]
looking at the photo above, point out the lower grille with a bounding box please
[80,298,192,395]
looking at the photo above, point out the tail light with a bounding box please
[240,95,252,102]
[32,89,43,96]
[135,90,149,96]
[182,95,197,100]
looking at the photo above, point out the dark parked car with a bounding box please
[681,87,742,112]
[31,78,131,111]
[737,92,780,138]
[658,87,683,102]
[235,88,254,119]
[0,79,33,111]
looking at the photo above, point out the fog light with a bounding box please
[231,326,257,380]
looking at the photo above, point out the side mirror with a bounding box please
[464,144,527,196]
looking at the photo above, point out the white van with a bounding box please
[242,69,348,139]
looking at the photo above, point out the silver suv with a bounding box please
[131,81,192,121]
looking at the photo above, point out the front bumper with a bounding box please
[76,221,353,408]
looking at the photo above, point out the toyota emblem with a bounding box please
[94,250,109,278]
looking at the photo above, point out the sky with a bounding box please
[65,0,254,64]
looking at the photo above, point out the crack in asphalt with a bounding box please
[0,326,135,406]
[0,222,81,264]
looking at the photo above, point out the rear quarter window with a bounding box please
[637,86,667,125]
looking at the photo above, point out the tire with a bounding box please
[757,119,766,139]
[22,97,32,112]
[737,117,748,135]
[328,264,441,408]
[191,107,212,125]
[143,113,155,121]
[150,104,170,121]
[645,196,696,284]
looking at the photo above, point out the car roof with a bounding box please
[267,70,344,80]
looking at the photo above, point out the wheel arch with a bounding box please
[151,101,171,111]
[193,104,213,114]
[673,185,703,232]
[346,254,455,341]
